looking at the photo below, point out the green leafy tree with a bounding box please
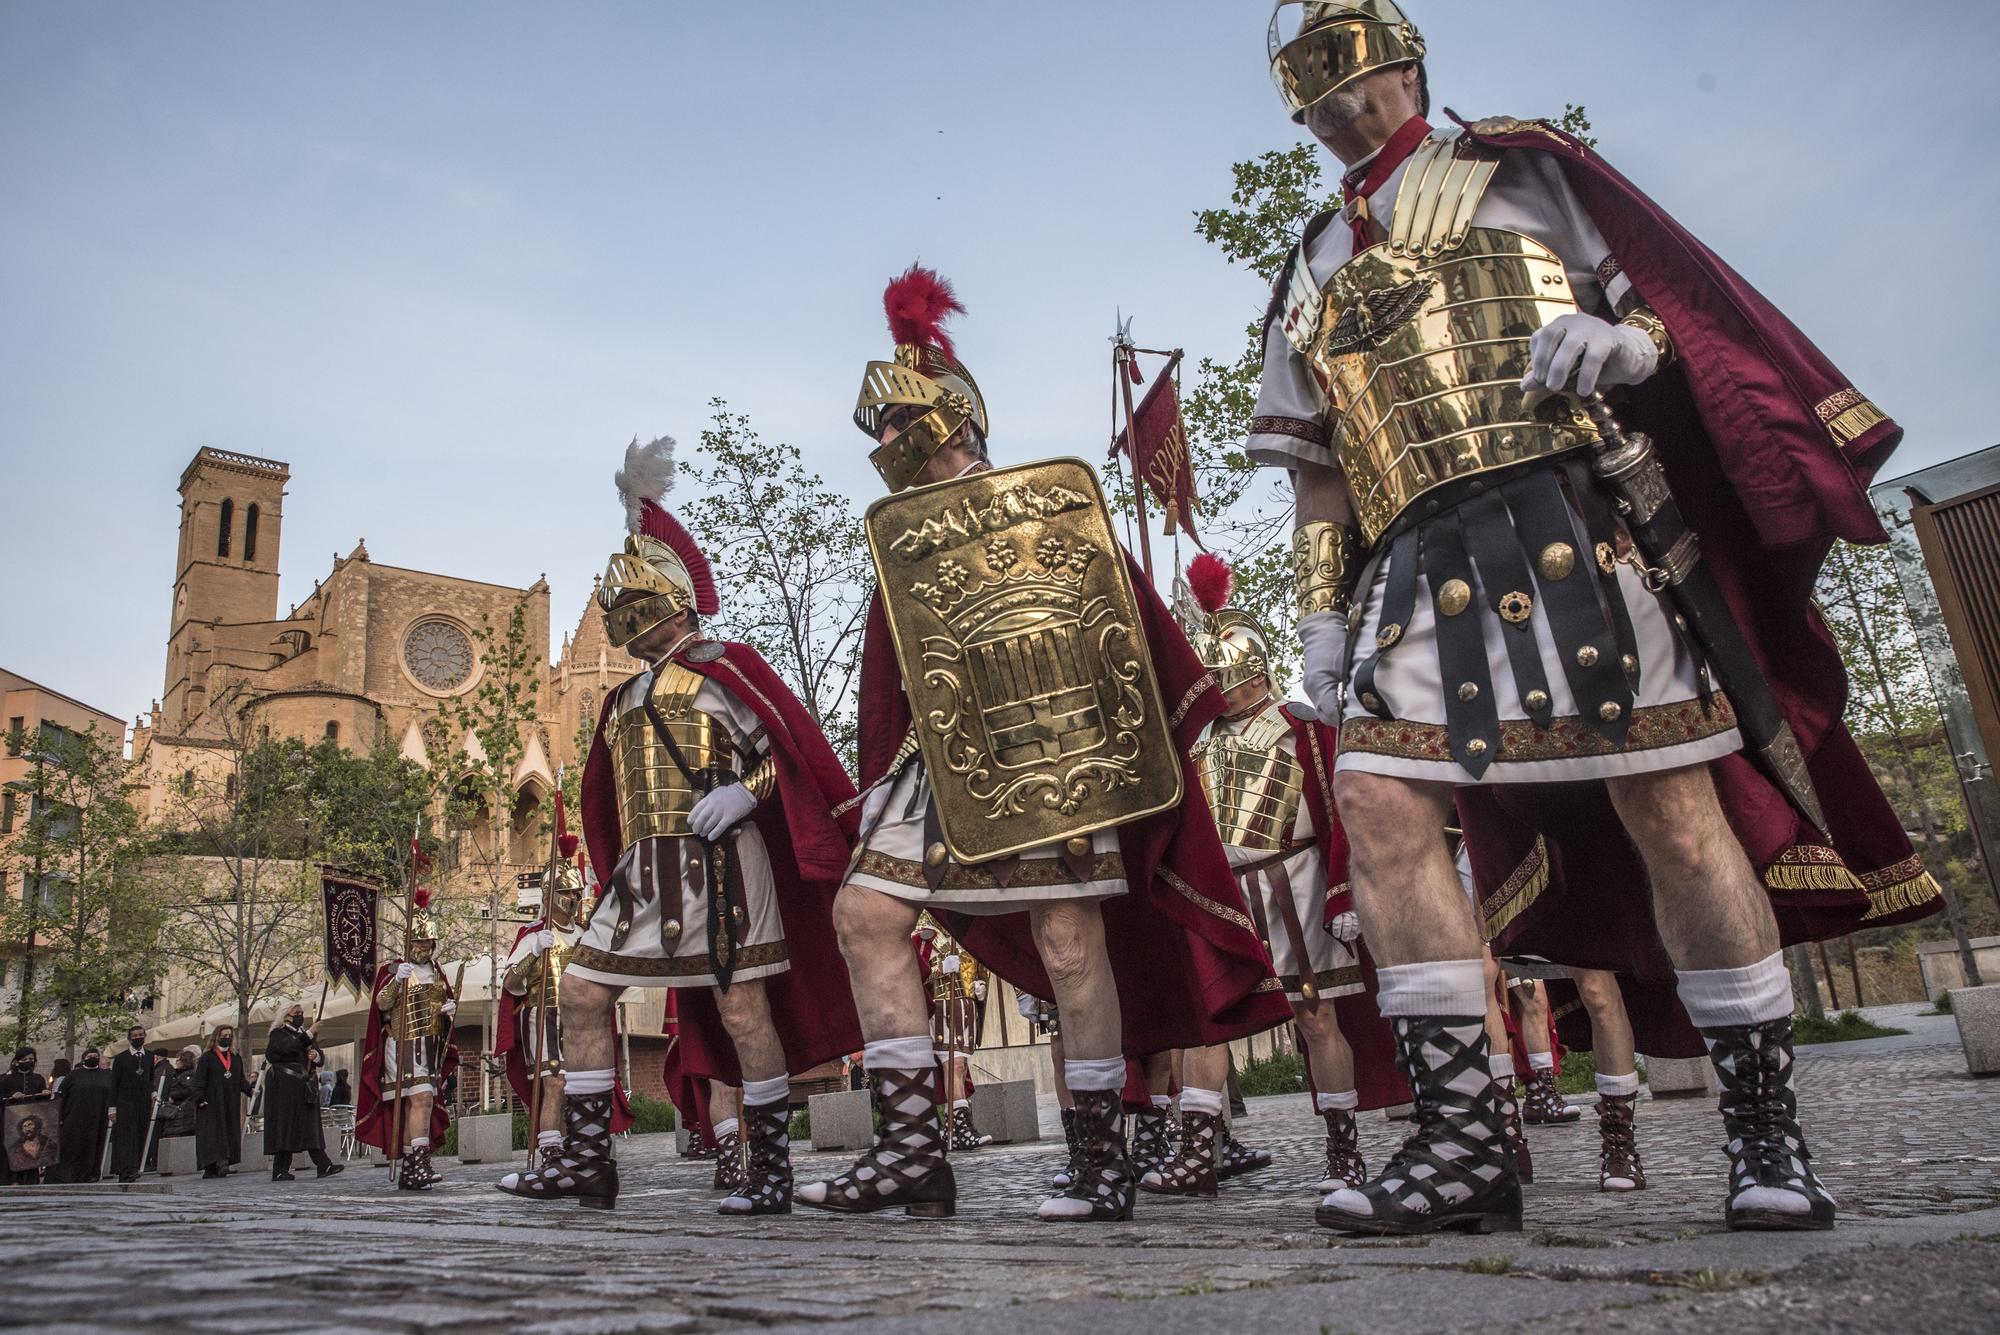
[434,596,542,1091]
[0,721,159,1059]
[678,400,872,766]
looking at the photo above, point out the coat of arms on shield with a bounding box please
[866,458,1183,863]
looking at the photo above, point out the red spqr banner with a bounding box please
[1113,370,1202,546]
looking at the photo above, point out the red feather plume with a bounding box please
[553,789,579,860]
[1187,553,1233,614]
[883,263,964,366]
[413,886,432,910]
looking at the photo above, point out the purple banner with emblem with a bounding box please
[320,871,378,993]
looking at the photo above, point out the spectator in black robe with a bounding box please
[50,1048,113,1183]
[330,1070,352,1108]
[264,1005,342,1180]
[194,1027,253,1178]
[109,1026,159,1182]
[2,1048,52,1185]
[156,1047,202,1142]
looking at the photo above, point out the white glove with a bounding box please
[533,929,554,954]
[1519,313,1659,399]
[1328,911,1361,943]
[394,962,416,982]
[1016,991,1041,1019]
[1297,609,1350,722]
[941,953,962,976]
[441,999,457,1017]
[687,782,758,841]
[973,979,987,1001]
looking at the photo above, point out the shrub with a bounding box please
[1237,1050,1307,1097]
[1793,1010,1906,1045]
[628,1093,678,1135]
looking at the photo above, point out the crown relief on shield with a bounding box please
[597,434,720,649]
[1176,553,1273,693]
[1268,0,1425,121]
[854,264,991,493]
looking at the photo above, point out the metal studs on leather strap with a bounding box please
[1436,579,1472,617]
[1575,645,1600,667]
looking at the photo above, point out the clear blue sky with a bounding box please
[5,1,1996,721]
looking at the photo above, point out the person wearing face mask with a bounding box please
[194,1026,253,1179]
[109,1026,160,1181]
[264,1004,341,1181]
[1,1049,51,1184]
[50,1047,114,1183]
[801,267,1289,1224]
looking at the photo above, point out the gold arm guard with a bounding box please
[1618,306,1674,368]
[501,952,537,997]
[1293,520,1362,618]
[742,755,776,803]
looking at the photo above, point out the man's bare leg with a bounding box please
[798,883,951,1214]
[1027,899,1136,1220]
[1572,967,1644,1191]
[1298,998,1366,1189]
[711,978,795,1214]
[1318,772,1520,1231]
[1512,979,1579,1125]
[1142,1042,1232,1194]
[498,973,624,1202]
[1605,766,1779,970]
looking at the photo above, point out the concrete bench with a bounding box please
[967,1079,1039,1144]
[808,1088,875,1152]
[1641,1054,1717,1100]
[1952,984,2000,1076]
[456,1111,515,1164]
[156,1136,197,1177]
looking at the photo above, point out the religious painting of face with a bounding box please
[4,1104,58,1173]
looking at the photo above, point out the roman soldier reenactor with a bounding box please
[799,266,1290,1223]
[497,790,632,1171]
[498,435,864,1213]
[355,887,459,1190]
[1253,2,1938,1234]
[1137,554,1407,1200]
[913,916,992,1152]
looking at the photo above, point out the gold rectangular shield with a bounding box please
[865,458,1184,864]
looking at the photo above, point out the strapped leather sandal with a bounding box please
[797,1067,956,1218]
[1317,1108,1366,1192]
[397,1144,442,1191]
[1217,1130,1272,1182]
[496,1090,619,1210]
[1596,1092,1646,1191]
[1051,1108,1080,1189]
[1039,1088,1135,1222]
[1316,1017,1523,1237]
[1126,1105,1172,1180]
[1522,1068,1582,1124]
[1707,1018,1835,1231]
[948,1104,992,1152]
[1140,1109,1220,1197]
[1498,1077,1534,1185]
[718,1101,793,1216]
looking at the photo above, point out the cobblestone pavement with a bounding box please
[2,1005,1995,1334]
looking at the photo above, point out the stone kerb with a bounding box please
[967,1079,1040,1144]
[808,1088,875,1152]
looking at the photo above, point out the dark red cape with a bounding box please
[660,992,717,1150]
[495,919,635,1132]
[1280,702,1409,1111]
[354,961,460,1150]
[1438,113,1940,976]
[857,552,1293,1056]
[581,641,864,1087]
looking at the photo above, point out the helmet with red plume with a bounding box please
[1173,554,1273,692]
[405,883,440,950]
[597,435,719,648]
[853,263,990,493]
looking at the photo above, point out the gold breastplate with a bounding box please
[609,663,736,841]
[1193,709,1304,854]
[1285,129,1599,544]
[396,980,445,1040]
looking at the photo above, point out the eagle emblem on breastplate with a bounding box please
[1326,277,1434,357]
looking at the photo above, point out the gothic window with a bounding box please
[244,504,260,561]
[580,689,595,731]
[325,721,339,742]
[180,770,195,795]
[402,619,476,693]
[217,499,234,558]
[225,773,237,800]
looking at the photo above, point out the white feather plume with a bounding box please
[614,434,676,534]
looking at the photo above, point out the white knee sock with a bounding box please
[1179,1086,1224,1116]
[951,1098,969,1111]
[713,1117,739,1139]
[1488,1053,1515,1083]
[1315,1090,1358,1114]
[1063,1055,1127,1092]
[1676,952,1792,1029]
[862,1034,937,1073]
[1376,959,1487,1017]
[1596,1070,1640,1098]
[742,1074,790,1108]
[536,1129,562,1149]
[1528,1050,1555,1072]
[1150,1094,1171,1111]
[410,1136,430,1150]
[566,1067,616,1096]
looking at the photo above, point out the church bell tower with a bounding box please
[162,448,289,731]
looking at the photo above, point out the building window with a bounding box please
[217,498,234,557]
[5,717,21,754]
[325,721,339,742]
[224,773,237,800]
[1,791,13,834]
[180,770,195,796]
[244,503,260,561]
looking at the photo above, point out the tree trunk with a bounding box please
[1789,943,1825,1020]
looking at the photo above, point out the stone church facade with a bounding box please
[132,447,640,863]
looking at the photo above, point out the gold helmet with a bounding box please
[405,886,440,950]
[597,435,719,648]
[544,789,586,931]
[1268,0,1426,123]
[1177,554,1273,693]
[854,264,989,493]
